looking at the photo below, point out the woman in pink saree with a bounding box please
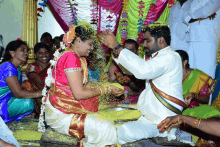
[42,22,124,147]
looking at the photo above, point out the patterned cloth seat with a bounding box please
[6,118,42,146]
[40,127,79,147]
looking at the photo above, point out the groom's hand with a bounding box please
[98,31,119,49]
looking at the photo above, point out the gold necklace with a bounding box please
[37,61,50,71]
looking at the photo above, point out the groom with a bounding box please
[99,22,186,144]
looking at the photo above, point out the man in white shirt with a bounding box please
[0,116,19,147]
[99,22,187,144]
[169,0,191,51]
[183,0,220,79]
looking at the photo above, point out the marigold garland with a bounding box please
[63,25,76,47]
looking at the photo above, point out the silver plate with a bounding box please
[105,106,136,111]
[114,118,139,124]
[102,106,139,124]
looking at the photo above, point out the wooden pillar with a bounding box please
[21,0,38,72]
[216,40,220,66]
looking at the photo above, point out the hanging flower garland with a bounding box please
[136,1,145,58]
[105,0,115,32]
[137,1,145,43]
[127,0,150,41]
[37,0,47,21]
[90,2,98,26]
[120,0,129,44]
[136,0,168,45]
[97,0,123,35]
[106,15,114,32]
[97,0,122,60]
[69,0,78,26]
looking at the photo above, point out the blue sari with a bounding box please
[0,62,34,123]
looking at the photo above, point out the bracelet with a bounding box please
[184,115,187,126]
[178,116,180,123]
[197,118,202,128]
[193,93,198,100]
[193,117,200,128]
[99,87,103,95]
[104,86,108,95]
[108,85,111,93]
[102,86,107,95]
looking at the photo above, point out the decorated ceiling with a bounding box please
[38,0,177,45]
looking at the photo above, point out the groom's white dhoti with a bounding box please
[113,46,185,144]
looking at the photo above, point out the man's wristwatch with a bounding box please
[113,44,123,55]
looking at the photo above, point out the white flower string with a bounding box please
[37,22,100,132]
[37,42,66,132]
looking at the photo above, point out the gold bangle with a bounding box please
[178,116,179,123]
[106,86,108,94]
[99,87,103,95]
[108,85,111,93]
[197,118,202,127]
[193,118,200,128]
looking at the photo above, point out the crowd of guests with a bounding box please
[0,0,220,146]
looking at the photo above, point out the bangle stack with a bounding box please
[197,118,202,127]
[104,86,108,95]
[193,93,198,100]
[100,85,110,95]
[193,117,200,128]
[99,87,103,95]
[108,85,111,93]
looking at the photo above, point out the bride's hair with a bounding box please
[71,24,99,51]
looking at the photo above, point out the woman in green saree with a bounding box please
[176,50,214,108]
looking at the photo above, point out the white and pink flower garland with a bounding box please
[38,42,66,132]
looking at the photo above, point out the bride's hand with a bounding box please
[110,86,125,96]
